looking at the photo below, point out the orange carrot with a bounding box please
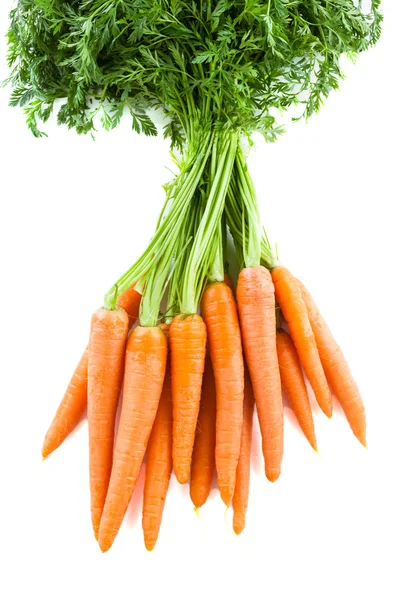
[232,367,255,535]
[190,353,216,509]
[142,325,172,551]
[272,267,332,418]
[236,266,283,482]
[98,325,167,553]
[169,314,207,484]
[41,285,141,459]
[87,308,129,539]
[42,348,88,459]
[297,279,367,446]
[116,285,142,330]
[276,330,317,451]
[201,282,244,505]
[224,273,234,291]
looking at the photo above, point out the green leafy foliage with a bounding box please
[5,0,382,144]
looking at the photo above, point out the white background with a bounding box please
[1,2,399,599]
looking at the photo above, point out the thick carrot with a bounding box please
[201,282,244,505]
[276,330,318,451]
[142,325,172,551]
[98,325,167,553]
[272,267,332,418]
[41,285,141,459]
[42,348,88,459]
[190,353,216,509]
[169,313,207,484]
[87,308,129,538]
[236,266,283,482]
[297,279,367,446]
[232,367,255,535]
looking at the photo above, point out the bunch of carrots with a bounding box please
[7,0,378,554]
[42,145,366,552]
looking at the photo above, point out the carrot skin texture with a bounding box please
[201,282,244,505]
[116,286,142,330]
[142,327,172,551]
[42,348,88,459]
[236,266,283,482]
[41,286,141,458]
[232,368,255,535]
[170,314,207,484]
[298,280,366,446]
[276,330,318,451]
[98,326,167,553]
[190,353,216,508]
[87,308,129,539]
[272,267,332,418]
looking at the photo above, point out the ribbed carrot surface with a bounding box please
[201,282,244,505]
[236,266,283,482]
[142,325,172,551]
[190,353,216,509]
[232,367,254,535]
[298,279,367,446]
[98,325,167,552]
[272,266,332,418]
[169,314,207,484]
[87,307,129,538]
[41,285,141,458]
[276,330,317,451]
[42,348,88,459]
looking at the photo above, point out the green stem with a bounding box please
[104,131,214,309]
[181,130,238,314]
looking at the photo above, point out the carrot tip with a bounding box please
[266,468,281,483]
[193,506,201,519]
[233,523,245,536]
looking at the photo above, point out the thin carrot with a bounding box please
[224,273,234,291]
[42,348,88,459]
[201,282,244,505]
[116,285,142,329]
[236,266,283,483]
[98,325,167,553]
[41,285,141,459]
[297,279,367,446]
[87,307,129,539]
[169,313,207,484]
[190,353,216,509]
[276,330,318,451]
[232,367,255,535]
[272,266,332,418]
[142,324,172,551]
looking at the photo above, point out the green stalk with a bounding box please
[225,147,278,270]
[104,131,214,309]
[181,131,238,314]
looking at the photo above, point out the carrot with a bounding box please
[42,348,88,459]
[98,325,167,553]
[232,367,255,535]
[169,313,207,484]
[272,266,332,418]
[41,285,141,459]
[236,266,283,482]
[276,330,318,451]
[201,282,244,505]
[190,353,216,509]
[142,324,172,551]
[224,273,234,291]
[116,285,142,329]
[87,307,129,538]
[297,279,367,446]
